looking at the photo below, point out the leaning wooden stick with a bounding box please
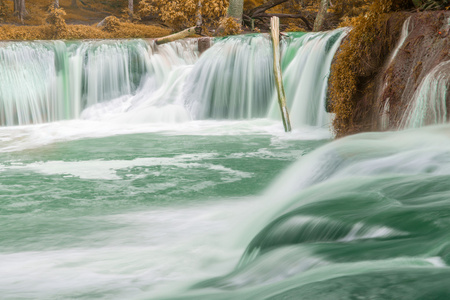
[270,16,292,132]
[155,26,202,45]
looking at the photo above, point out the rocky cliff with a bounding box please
[330,11,450,136]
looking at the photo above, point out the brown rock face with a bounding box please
[343,11,450,134]
[197,37,212,54]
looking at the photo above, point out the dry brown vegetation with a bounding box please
[0,0,171,40]
[0,0,376,41]
[329,0,414,136]
[0,14,170,41]
[0,0,333,41]
[0,22,170,41]
[139,0,229,30]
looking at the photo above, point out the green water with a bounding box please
[3,122,450,299]
[2,25,450,299]
[0,120,328,299]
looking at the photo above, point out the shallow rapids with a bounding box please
[2,122,450,299]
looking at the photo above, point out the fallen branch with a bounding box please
[248,0,289,17]
[155,26,201,45]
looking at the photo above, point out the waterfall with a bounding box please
[387,16,412,67]
[0,41,67,126]
[0,39,198,126]
[190,124,450,295]
[400,60,450,129]
[0,31,346,127]
[184,34,275,119]
[268,30,347,128]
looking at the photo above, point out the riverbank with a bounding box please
[0,21,171,41]
[0,0,172,40]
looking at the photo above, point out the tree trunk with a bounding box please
[54,0,59,8]
[196,0,202,27]
[128,0,133,16]
[313,0,328,31]
[71,0,77,8]
[14,0,26,22]
[270,16,292,132]
[227,0,244,22]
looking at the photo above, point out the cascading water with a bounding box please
[0,41,68,126]
[3,28,450,300]
[0,39,198,126]
[268,30,347,128]
[184,34,276,119]
[376,14,450,131]
[179,124,450,299]
[0,30,346,129]
[400,60,450,129]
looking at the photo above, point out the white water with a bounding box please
[268,30,348,128]
[380,16,450,130]
[400,60,450,128]
[0,39,198,126]
[3,29,450,300]
[239,123,450,244]
[387,16,412,67]
[0,118,331,153]
[0,200,253,299]
[1,31,346,130]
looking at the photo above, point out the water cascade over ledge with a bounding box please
[0,30,347,128]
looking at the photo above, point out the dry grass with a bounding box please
[0,0,171,40]
[0,0,123,25]
[0,22,171,41]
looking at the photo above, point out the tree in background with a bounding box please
[13,0,26,22]
[71,0,77,8]
[128,0,133,16]
[313,0,328,31]
[46,4,67,38]
[227,0,244,22]
[0,0,8,21]
[139,0,228,30]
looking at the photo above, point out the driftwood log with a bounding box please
[270,16,292,132]
[155,26,202,45]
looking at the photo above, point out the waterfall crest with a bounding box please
[0,31,346,127]
[268,30,347,128]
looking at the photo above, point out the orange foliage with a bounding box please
[0,0,172,40]
[0,0,9,22]
[139,0,229,30]
[0,15,171,41]
[216,16,243,36]
[46,5,68,39]
[329,0,410,136]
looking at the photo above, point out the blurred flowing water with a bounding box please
[1,29,450,299]
[0,30,346,127]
